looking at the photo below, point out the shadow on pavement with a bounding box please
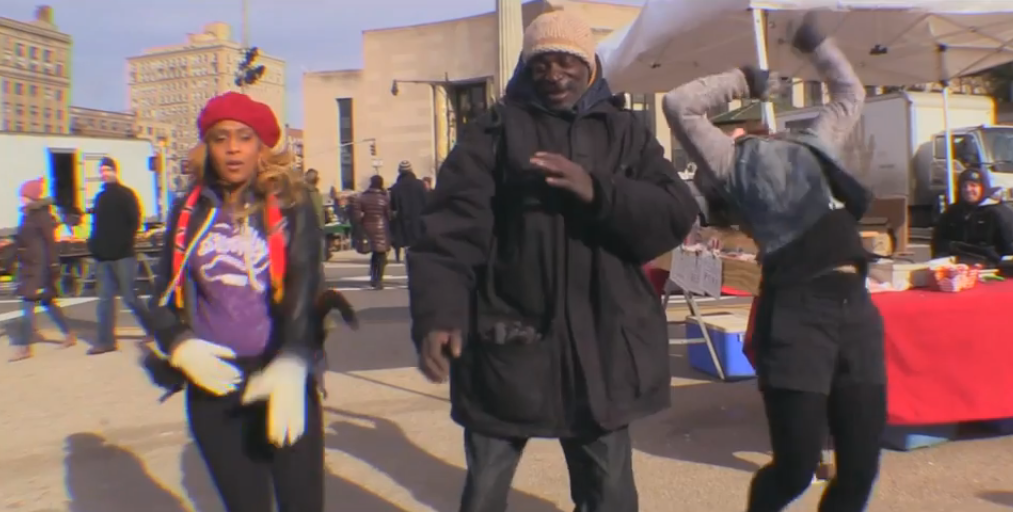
[64,432,185,512]
[179,441,404,512]
[633,351,769,473]
[979,491,1013,507]
[323,407,563,512]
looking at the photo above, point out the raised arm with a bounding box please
[662,70,747,182]
[792,11,866,150]
[805,40,866,150]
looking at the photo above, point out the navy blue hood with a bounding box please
[503,54,616,114]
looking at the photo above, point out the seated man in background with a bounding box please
[931,167,1013,266]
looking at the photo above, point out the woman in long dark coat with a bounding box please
[354,175,392,289]
[10,178,77,361]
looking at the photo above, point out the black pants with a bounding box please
[747,384,886,512]
[186,377,325,512]
[369,251,388,288]
[459,428,638,512]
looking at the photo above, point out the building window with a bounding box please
[56,109,63,120]
[29,84,37,97]
[44,124,51,133]
[452,82,488,128]
[803,81,824,107]
[55,64,63,77]
[55,89,63,101]
[1,80,7,94]
[43,49,51,63]
[14,43,23,57]
[628,93,656,135]
[773,77,794,105]
[337,97,355,190]
[14,83,22,95]
[29,47,38,60]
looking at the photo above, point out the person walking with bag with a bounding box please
[354,175,392,289]
[145,92,326,512]
[9,178,77,362]
[665,12,885,512]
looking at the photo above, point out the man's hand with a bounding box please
[529,152,595,203]
[418,330,462,383]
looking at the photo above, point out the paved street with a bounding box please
[2,252,1013,511]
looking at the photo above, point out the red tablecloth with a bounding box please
[876,281,1013,425]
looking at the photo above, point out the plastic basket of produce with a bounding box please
[931,264,981,293]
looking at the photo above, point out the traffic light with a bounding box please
[369,142,377,156]
[235,46,266,87]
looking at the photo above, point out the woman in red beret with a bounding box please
[145,92,325,512]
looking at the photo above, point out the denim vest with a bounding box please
[728,131,871,257]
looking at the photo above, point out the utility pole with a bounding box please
[495,0,523,97]
[241,0,249,93]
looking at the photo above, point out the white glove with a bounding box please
[241,353,310,447]
[169,338,242,396]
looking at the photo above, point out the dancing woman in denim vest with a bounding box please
[664,13,885,512]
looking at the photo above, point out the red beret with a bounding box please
[197,92,281,148]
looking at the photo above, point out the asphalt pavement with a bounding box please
[4,250,1013,511]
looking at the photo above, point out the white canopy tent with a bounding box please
[600,0,1013,380]
[597,0,1013,203]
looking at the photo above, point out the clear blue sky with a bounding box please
[3,0,641,128]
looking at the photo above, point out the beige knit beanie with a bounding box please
[521,2,596,71]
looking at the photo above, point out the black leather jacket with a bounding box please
[147,185,323,365]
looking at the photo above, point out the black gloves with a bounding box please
[740,65,780,101]
[793,11,827,54]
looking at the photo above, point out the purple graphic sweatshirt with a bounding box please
[190,211,273,356]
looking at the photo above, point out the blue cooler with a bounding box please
[881,423,957,451]
[686,314,756,381]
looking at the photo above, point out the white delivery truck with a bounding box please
[776,91,1013,228]
[0,133,168,235]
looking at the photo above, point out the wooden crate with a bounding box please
[721,256,761,295]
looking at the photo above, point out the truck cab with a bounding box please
[931,125,1013,210]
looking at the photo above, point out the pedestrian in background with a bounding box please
[88,157,154,355]
[389,160,427,263]
[9,178,77,362]
[354,175,391,289]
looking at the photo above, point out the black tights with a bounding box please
[369,251,388,288]
[748,384,885,512]
[186,379,324,512]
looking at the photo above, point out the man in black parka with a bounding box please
[407,7,698,511]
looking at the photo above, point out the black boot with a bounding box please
[374,253,388,290]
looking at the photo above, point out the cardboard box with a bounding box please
[869,261,932,291]
[721,256,761,295]
[861,230,893,256]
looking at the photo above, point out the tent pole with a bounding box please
[752,8,777,131]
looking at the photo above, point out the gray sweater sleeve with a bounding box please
[806,38,866,150]
[662,69,751,182]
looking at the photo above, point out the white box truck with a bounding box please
[776,91,1013,228]
[0,133,168,235]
